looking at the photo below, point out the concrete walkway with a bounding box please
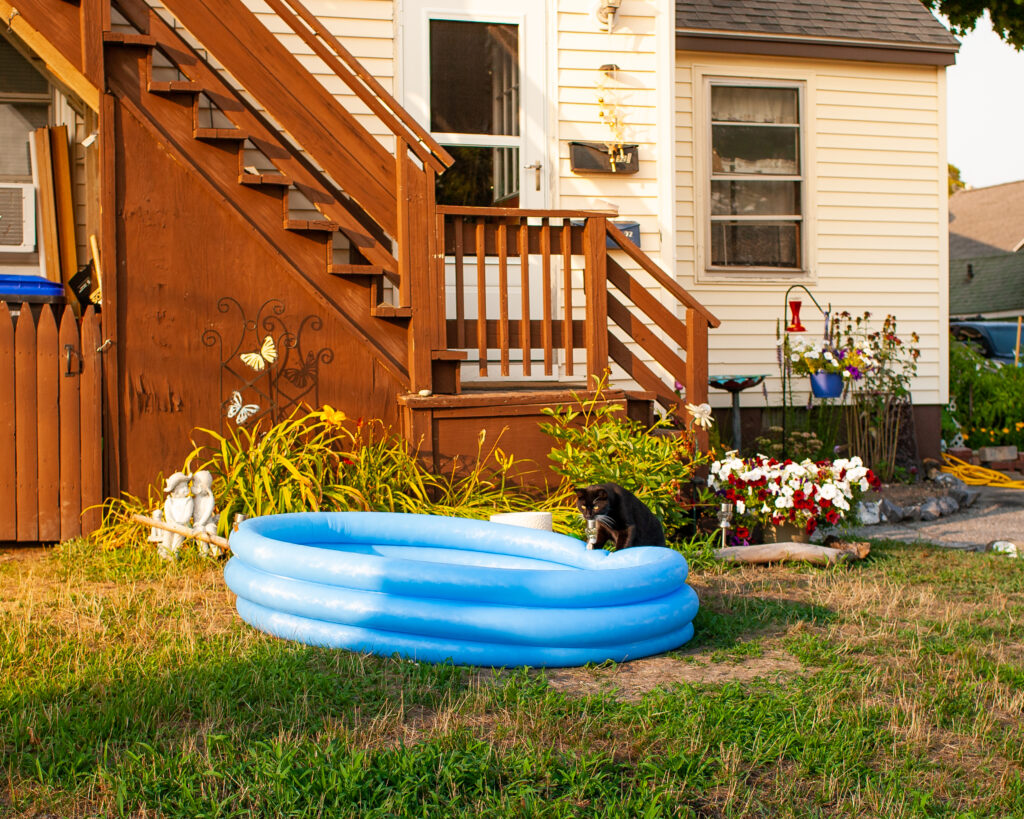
[839,486,1024,550]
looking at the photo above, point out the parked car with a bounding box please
[950,320,1023,366]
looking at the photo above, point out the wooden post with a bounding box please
[80,0,108,89]
[1015,315,1022,367]
[80,307,103,533]
[99,92,120,498]
[50,126,82,317]
[398,146,432,392]
[582,216,608,383]
[685,307,710,450]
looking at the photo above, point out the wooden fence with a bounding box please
[0,303,103,542]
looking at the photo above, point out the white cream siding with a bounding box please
[676,52,948,408]
[554,1,669,261]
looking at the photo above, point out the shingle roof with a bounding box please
[949,180,1024,260]
[676,0,959,49]
[949,253,1024,317]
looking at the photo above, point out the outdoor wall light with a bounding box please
[596,0,621,33]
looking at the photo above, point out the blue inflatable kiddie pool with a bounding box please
[225,512,698,667]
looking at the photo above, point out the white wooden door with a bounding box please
[404,1,559,381]
[403,0,549,209]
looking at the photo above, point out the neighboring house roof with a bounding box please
[949,253,1024,317]
[949,180,1024,259]
[676,1,959,62]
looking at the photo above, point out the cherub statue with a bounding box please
[160,472,193,560]
[191,470,221,557]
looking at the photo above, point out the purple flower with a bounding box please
[673,380,684,393]
[847,366,862,380]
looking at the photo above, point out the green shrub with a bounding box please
[540,385,711,537]
[947,336,1024,449]
[92,407,580,554]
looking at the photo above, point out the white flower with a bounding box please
[790,353,800,362]
[686,402,714,429]
[736,500,746,514]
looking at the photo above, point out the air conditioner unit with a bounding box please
[0,183,37,253]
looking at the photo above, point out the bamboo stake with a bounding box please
[1015,316,1022,367]
[131,513,230,550]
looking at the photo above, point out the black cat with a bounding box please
[574,482,666,550]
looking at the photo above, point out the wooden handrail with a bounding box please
[438,206,611,219]
[265,0,453,173]
[159,0,399,234]
[605,221,720,328]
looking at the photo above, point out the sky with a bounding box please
[944,13,1024,189]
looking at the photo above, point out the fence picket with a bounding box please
[36,306,60,542]
[80,307,103,534]
[14,305,38,541]
[0,304,15,539]
[58,306,82,540]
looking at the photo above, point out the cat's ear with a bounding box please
[573,487,586,499]
[595,488,608,500]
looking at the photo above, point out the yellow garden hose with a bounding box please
[941,453,1024,489]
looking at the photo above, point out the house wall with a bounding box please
[243,0,396,153]
[553,1,671,264]
[676,51,949,411]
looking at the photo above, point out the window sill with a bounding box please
[700,266,810,283]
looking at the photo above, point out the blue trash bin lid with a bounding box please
[0,274,65,299]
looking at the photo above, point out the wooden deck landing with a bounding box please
[398,388,655,487]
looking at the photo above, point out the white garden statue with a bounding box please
[152,471,222,560]
[160,472,194,560]
[190,470,222,557]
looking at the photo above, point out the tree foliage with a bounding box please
[921,0,1024,50]
[948,162,966,196]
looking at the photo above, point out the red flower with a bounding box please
[735,526,750,539]
[805,518,817,534]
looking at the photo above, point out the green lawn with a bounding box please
[2,539,1022,817]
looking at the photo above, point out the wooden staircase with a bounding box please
[9,0,719,492]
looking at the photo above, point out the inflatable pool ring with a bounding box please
[225,512,699,667]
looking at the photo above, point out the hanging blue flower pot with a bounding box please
[809,372,844,399]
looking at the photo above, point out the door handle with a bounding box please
[64,344,82,377]
[523,161,542,192]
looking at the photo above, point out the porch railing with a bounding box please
[437,207,720,410]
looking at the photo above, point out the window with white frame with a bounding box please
[707,81,803,270]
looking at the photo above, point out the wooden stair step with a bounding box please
[328,263,390,278]
[431,349,469,361]
[103,31,157,47]
[148,80,202,95]
[284,219,339,233]
[371,304,412,319]
[238,172,292,187]
[195,127,248,142]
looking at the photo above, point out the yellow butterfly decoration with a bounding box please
[240,335,278,372]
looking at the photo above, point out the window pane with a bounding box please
[711,86,798,124]
[712,125,798,175]
[711,180,800,216]
[711,221,800,268]
[0,103,49,178]
[430,20,519,136]
[435,145,519,207]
